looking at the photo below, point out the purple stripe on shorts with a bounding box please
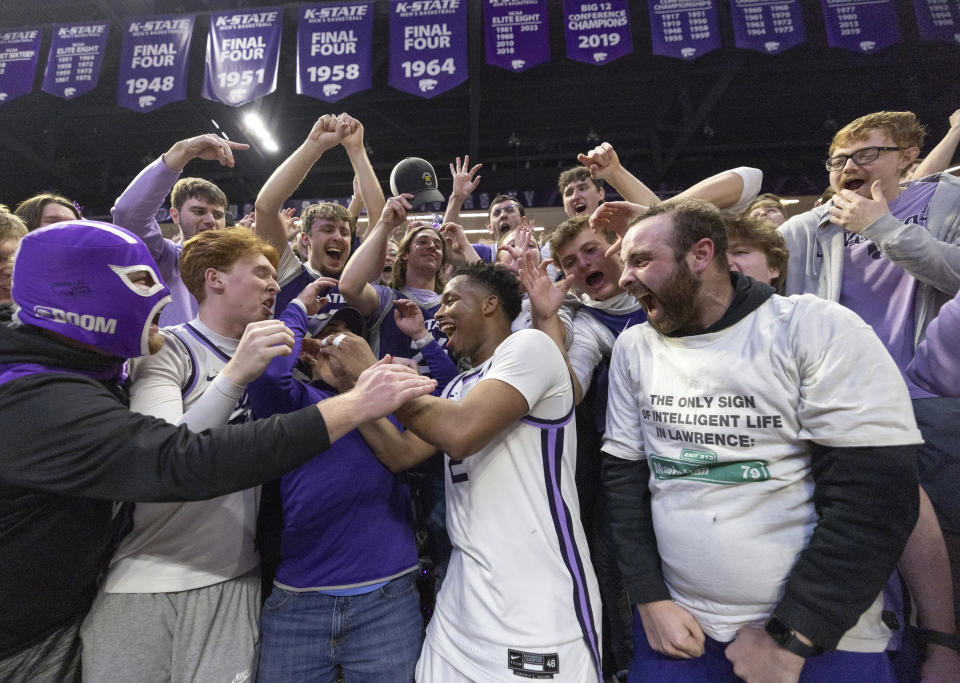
[540,426,602,675]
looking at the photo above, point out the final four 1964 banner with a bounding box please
[389,0,468,99]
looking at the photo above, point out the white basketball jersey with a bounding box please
[431,329,601,678]
[104,319,260,593]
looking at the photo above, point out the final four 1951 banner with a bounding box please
[297,2,374,102]
[41,23,110,100]
[0,27,41,105]
[202,8,282,106]
[389,0,468,98]
[117,15,195,113]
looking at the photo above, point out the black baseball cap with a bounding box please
[389,157,445,210]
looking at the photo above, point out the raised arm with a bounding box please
[442,155,482,224]
[340,194,412,317]
[254,114,349,254]
[578,142,660,206]
[112,134,244,259]
[340,116,385,231]
[674,167,762,212]
[913,109,960,178]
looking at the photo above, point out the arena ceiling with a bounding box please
[0,0,957,218]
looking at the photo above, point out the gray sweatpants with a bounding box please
[80,568,260,683]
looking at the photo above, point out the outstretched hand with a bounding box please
[393,299,429,340]
[450,155,482,199]
[164,133,250,171]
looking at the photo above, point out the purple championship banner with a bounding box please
[0,27,42,105]
[483,0,550,73]
[820,0,900,53]
[563,0,633,65]
[41,23,110,100]
[389,0,468,98]
[297,3,373,102]
[202,8,282,106]
[117,15,194,113]
[730,1,806,54]
[649,0,722,60]
[913,0,960,44]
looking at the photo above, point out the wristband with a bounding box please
[411,334,433,350]
[918,628,960,654]
[765,616,824,658]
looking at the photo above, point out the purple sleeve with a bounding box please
[248,303,312,416]
[111,156,181,269]
[908,291,960,397]
[417,338,458,396]
[472,242,495,264]
[371,283,396,321]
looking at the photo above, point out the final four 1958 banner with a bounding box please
[202,8,282,106]
[297,2,374,102]
[389,0,468,98]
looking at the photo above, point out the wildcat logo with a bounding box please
[63,87,77,98]
[323,83,342,97]
[859,41,876,52]
[592,52,607,62]
[680,47,696,58]
[511,59,525,70]
[34,306,117,334]
[764,41,780,52]
[418,78,438,92]
[138,95,156,108]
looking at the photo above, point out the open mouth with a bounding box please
[382,264,393,274]
[585,271,604,288]
[842,179,865,191]
[325,247,343,260]
[262,297,276,314]
[573,202,587,214]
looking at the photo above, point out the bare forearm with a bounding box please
[358,418,437,472]
[347,147,385,227]
[914,126,960,178]
[443,194,465,224]
[340,218,389,301]
[604,167,661,207]
[899,487,956,633]
[255,142,326,248]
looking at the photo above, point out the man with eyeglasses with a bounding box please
[779,110,960,676]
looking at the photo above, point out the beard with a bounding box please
[636,259,702,335]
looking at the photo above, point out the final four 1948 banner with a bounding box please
[117,14,194,113]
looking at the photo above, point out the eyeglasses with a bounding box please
[824,146,903,172]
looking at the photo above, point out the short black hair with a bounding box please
[449,262,523,322]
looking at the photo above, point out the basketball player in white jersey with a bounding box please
[81,228,292,681]
[338,261,601,682]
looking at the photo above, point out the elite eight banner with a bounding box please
[41,23,110,99]
[202,8,283,106]
[117,15,194,113]
[297,3,373,102]
[484,0,550,73]
[389,0,468,98]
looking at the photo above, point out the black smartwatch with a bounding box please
[764,616,824,657]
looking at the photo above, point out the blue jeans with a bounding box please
[257,572,423,682]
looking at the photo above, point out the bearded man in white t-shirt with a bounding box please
[602,198,922,683]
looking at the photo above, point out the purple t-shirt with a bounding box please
[839,182,938,398]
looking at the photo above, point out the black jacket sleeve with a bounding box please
[601,451,672,605]
[0,372,331,502]
[773,443,919,650]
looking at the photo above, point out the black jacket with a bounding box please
[0,323,331,658]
